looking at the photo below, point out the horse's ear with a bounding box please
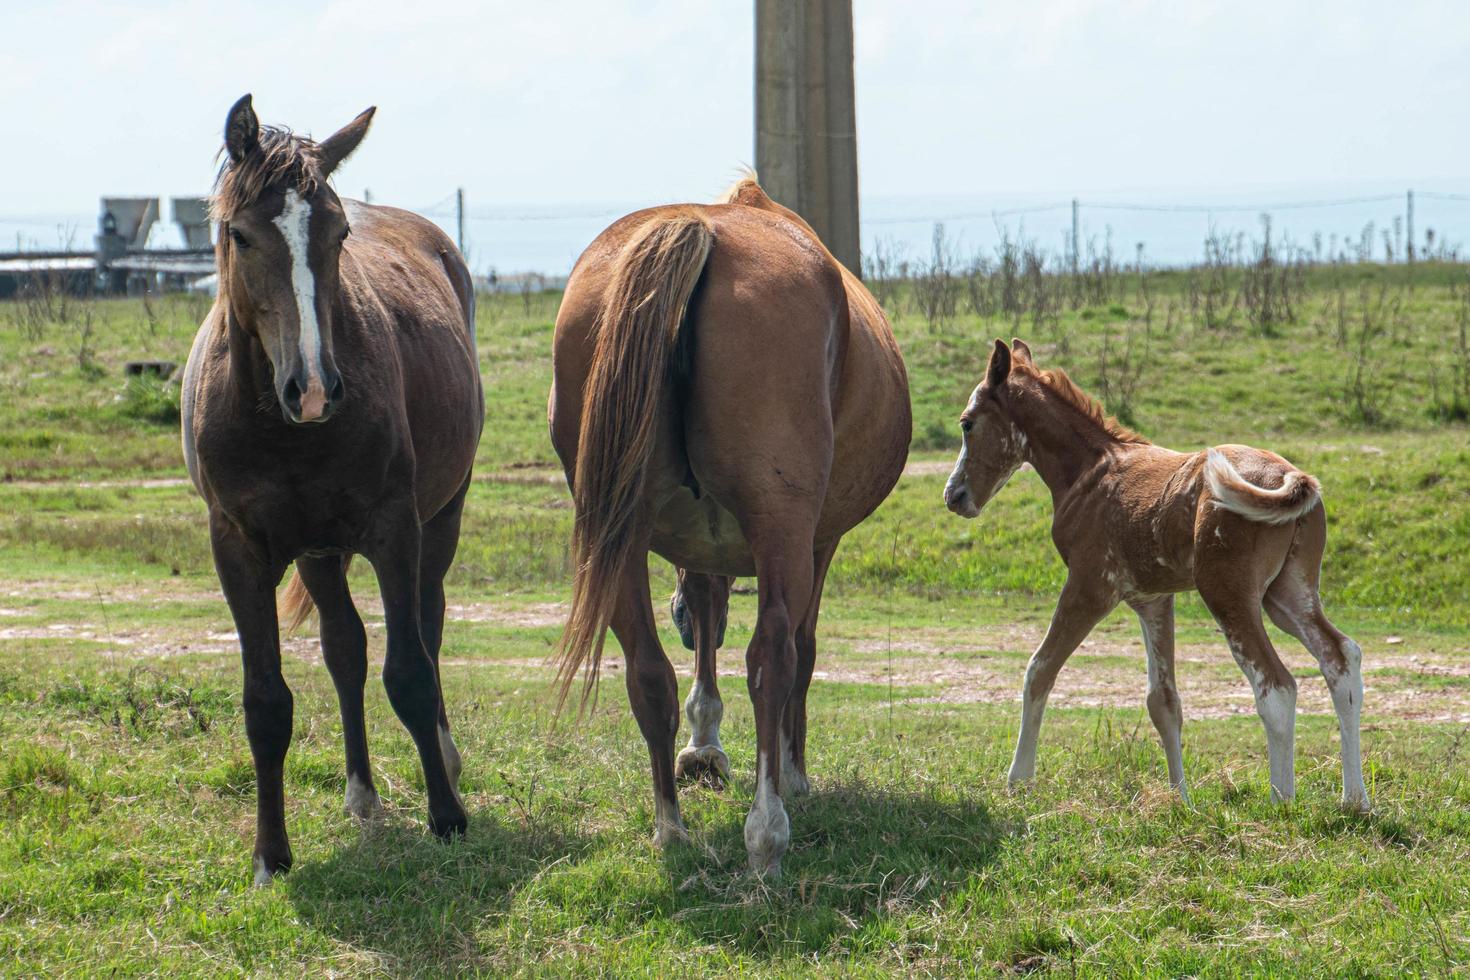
[224,94,259,163]
[1011,337,1033,365]
[987,339,1012,387]
[318,107,376,177]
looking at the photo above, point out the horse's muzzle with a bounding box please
[281,369,344,424]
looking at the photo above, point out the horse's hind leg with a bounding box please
[780,542,837,799]
[608,547,686,845]
[1198,568,1298,803]
[740,517,818,877]
[1129,594,1188,802]
[418,482,472,795]
[295,555,379,820]
[674,570,732,786]
[1264,511,1369,811]
[210,514,293,884]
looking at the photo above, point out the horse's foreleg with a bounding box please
[1131,594,1189,802]
[210,514,292,885]
[1009,577,1115,788]
[296,554,379,820]
[674,571,732,786]
[365,506,466,839]
[609,551,686,846]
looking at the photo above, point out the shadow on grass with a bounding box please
[285,808,594,971]
[659,778,1014,956]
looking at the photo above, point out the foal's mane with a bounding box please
[210,127,323,222]
[1020,362,1151,445]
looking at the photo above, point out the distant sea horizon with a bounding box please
[4,178,1467,278]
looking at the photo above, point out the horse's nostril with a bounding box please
[282,377,303,409]
[328,375,345,404]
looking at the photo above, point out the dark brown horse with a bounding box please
[549,177,911,876]
[182,96,483,884]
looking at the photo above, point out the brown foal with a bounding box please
[944,339,1368,811]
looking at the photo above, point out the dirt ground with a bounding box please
[12,578,1466,727]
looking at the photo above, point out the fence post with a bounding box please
[456,188,466,256]
[1406,189,1415,264]
[1071,198,1080,275]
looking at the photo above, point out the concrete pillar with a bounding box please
[755,0,861,274]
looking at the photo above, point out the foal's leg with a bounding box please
[1129,594,1189,802]
[418,483,472,796]
[1264,514,1368,810]
[608,548,686,845]
[674,571,733,786]
[364,504,466,839]
[1008,576,1115,787]
[295,555,379,820]
[780,542,837,799]
[210,514,292,884]
[1198,583,1298,804]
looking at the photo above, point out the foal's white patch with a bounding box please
[272,189,328,418]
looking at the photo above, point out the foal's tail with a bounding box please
[279,555,353,633]
[1204,449,1322,525]
[553,210,714,710]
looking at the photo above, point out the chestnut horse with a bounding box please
[182,96,483,884]
[944,339,1368,811]
[549,178,910,875]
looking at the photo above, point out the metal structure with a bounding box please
[754,0,861,274]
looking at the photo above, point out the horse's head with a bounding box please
[945,338,1032,518]
[212,95,374,424]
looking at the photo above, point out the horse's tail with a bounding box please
[279,555,353,633]
[1204,449,1322,525]
[554,210,714,710]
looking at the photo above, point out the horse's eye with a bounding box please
[340,225,351,243]
[228,227,249,248]
[960,418,973,434]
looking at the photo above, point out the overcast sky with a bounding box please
[4,0,1467,217]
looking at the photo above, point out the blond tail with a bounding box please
[553,211,714,710]
[1205,449,1322,525]
[279,555,353,633]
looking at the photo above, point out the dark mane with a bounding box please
[1023,363,1150,444]
[210,126,322,221]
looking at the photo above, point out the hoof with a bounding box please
[744,791,789,879]
[653,815,689,848]
[779,761,810,799]
[345,776,382,822]
[429,803,468,840]
[252,853,291,887]
[676,744,730,786]
[1342,791,1372,815]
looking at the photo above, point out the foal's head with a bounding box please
[944,338,1031,518]
[212,95,374,424]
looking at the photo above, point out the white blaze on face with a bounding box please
[272,189,328,420]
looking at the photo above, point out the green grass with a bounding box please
[1,266,1469,974]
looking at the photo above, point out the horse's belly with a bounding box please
[650,487,755,576]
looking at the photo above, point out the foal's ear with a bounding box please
[318,107,376,177]
[224,94,259,163]
[986,338,1012,387]
[1011,337,1034,365]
